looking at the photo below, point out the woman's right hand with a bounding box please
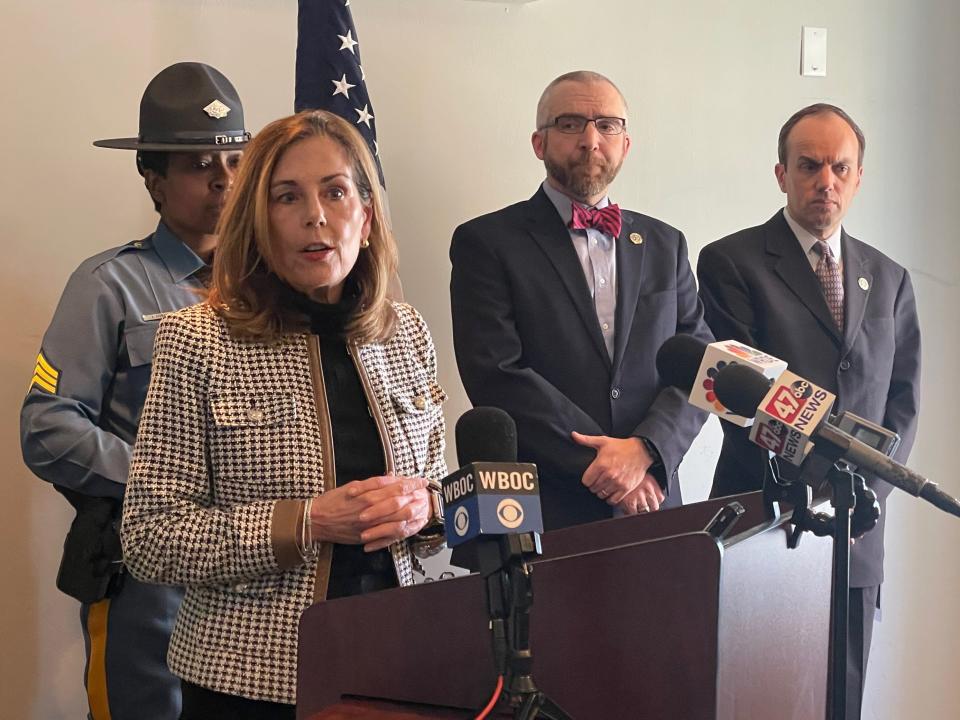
[309,475,432,549]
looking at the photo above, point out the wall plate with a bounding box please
[801,26,827,77]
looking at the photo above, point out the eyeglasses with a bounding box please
[540,115,627,135]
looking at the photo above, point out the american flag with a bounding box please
[295,0,384,186]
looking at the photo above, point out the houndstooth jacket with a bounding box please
[121,300,447,705]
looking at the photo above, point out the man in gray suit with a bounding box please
[697,103,921,719]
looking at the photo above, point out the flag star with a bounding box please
[345,0,350,5]
[338,30,359,54]
[355,104,374,128]
[359,65,366,82]
[373,140,379,156]
[331,74,356,99]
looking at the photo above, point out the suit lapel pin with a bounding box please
[203,99,231,119]
[629,233,643,245]
[858,277,870,291]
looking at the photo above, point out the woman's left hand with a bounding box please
[348,475,433,551]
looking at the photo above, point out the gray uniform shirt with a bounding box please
[21,221,208,500]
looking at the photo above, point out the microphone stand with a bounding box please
[476,533,574,720]
[762,452,879,720]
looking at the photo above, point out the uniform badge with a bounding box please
[203,99,231,119]
[858,277,870,291]
[629,233,643,245]
[31,351,60,394]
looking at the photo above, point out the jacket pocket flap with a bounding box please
[391,380,446,415]
[209,391,298,428]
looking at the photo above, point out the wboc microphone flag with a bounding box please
[441,462,544,548]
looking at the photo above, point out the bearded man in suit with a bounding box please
[451,70,712,531]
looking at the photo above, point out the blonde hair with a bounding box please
[209,110,397,343]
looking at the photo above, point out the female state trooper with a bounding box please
[20,62,249,720]
[121,110,447,719]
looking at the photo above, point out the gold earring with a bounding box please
[360,238,370,248]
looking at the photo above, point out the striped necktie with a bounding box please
[815,240,844,331]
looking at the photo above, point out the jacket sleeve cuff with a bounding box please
[271,499,305,570]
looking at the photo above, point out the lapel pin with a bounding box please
[858,277,870,291]
[203,99,231,119]
[629,233,643,245]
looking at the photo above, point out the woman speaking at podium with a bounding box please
[122,110,447,719]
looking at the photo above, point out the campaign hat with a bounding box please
[94,62,250,151]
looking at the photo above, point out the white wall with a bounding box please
[2,1,957,717]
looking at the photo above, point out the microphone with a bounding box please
[716,364,836,466]
[713,362,960,517]
[443,408,544,559]
[655,334,787,426]
[447,411,562,713]
[455,404,518,467]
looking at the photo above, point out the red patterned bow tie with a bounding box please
[569,203,622,238]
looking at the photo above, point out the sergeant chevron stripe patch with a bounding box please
[31,351,60,394]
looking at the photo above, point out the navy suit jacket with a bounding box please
[450,187,712,531]
[697,211,921,588]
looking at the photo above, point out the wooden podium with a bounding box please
[297,492,831,720]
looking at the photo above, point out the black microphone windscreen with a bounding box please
[455,407,518,466]
[655,334,709,392]
[712,363,773,418]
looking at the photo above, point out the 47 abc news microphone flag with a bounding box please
[660,334,960,515]
[679,337,833,467]
[671,335,854,469]
[747,371,835,467]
